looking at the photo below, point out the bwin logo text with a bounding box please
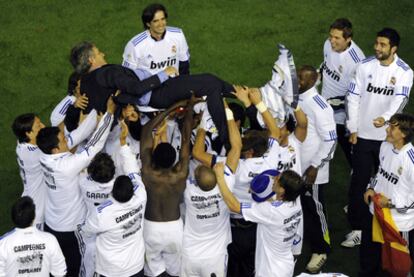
[150,57,177,69]
[367,83,394,95]
[321,62,340,82]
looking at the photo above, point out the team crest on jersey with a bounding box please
[172,45,177,53]
[288,146,295,153]
[338,65,343,73]
[398,166,403,175]
[390,77,396,85]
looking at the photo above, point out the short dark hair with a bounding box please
[37,127,60,154]
[11,196,35,228]
[330,18,353,39]
[12,113,36,143]
[279,170,304,202]
[88,153,115,183]
[152,142,176,168]
[112,175,134,203]
[70,41,95,75]
[242,130,268,157]
[377,28,400,48]
[228,102,246,127]
[389,113,414,144]
[141,3,168,29]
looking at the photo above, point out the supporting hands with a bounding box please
[106,95,116,115]
[232,85,251,108]
[248,88,263,105]
[303,165,318,187]
[164,66,179,78]
[373,117,386,128]
[119,120,129,146]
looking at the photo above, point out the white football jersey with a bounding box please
[16,143,45,225]
[321,40,365,124]
[233,138,281,219]
[0,226,66,277]
[50,95,75,127]
[183,163,235,258]
[40,112,113,232]
[299,87,337,184]
[277,134,302,175]
[122,27,190,74]
[369,142,414,231]
[347,55,413,140]
[81,174,147,276]
[241,200,302,277]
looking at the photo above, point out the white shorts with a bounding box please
[143,219,183,276]
[181,253,228,277]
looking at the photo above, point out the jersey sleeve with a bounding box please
[120,144,140,176]
[311,106,337,168]
[80,208,102,236]
[224,163,235,191]
[122,41,139,70]
[50,95,76,126]
[346,64,363,133]
[263,137,281,165]
[62,112,113,174]
[241,201,274,224]
[380,69,413,121]
[49,235,67,276]
[66,109,97,150]
[177,31,190,62]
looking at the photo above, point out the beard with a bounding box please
[375,49,392,61]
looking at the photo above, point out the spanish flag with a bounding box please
[372,193,412,277]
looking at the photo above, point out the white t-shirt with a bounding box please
[321,39,365,124]
[369,142,414,231]
[299,87,337,184]
[16,143,45,225]
[233,137,282,218]
[81,175,147,276]
[0,226,66,277]
[40,112,113,231]
[183,163,235,258]
[241,200,303,277]
[122,27,190,74]
[347,55,413,140]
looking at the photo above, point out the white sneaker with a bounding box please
[343,205,348,214]
[306,253,327,273]
[341,230,361,247]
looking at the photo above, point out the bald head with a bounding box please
[298,65,318,93]
[195,165,217,192]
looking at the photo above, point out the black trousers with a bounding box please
[44,224,81,277]
[300,183,331,254]
[347,138,382,230]
[149,73,234,144]
[227,219,257,277]
[359,212,414,276]
[336,124,353,167]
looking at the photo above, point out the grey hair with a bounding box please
[70,41,95,75]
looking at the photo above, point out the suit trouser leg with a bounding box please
[149,74,234,143]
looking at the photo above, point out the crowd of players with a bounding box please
[1,3,414,277]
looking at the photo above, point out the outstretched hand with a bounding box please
[248,88,262,105]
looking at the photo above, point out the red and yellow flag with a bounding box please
[372,193,412,277]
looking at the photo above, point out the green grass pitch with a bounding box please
[1,1,413,275]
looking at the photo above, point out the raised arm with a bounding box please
[140,100,188,172]
[293,107,308,142]
[192,127,214,167]
[213,162,241,214]
[224,100,242,173]
[249,88,281,140]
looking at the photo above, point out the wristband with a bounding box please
[255,101,267,113]
[225,108,234,121]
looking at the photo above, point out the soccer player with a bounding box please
[123,3,190,75]
[70,41,234,143]
[11,114,46,228]
[360,113,414,276]
[181,101,241,277]
[214,163,304,277]
[298,65,337,272]
[346,28,413,248]
[320,18,365,168]
[0,196,66,277]
[81,121,146,277]
[36,97,116,276]
[140,98,194,277]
